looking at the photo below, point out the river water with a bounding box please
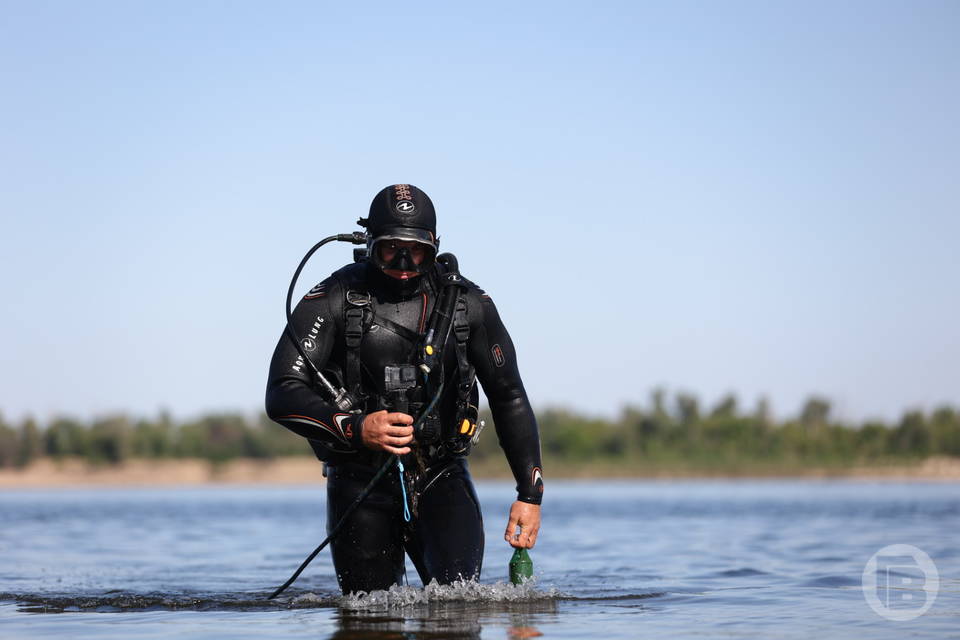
[0,479,956,639]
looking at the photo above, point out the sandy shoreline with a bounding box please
[2,456,959,488]
[0,457,328,488]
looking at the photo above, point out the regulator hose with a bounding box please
[284,232,366,408]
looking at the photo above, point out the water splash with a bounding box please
[341,578,560,610]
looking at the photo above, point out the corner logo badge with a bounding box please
[863,544,939,621]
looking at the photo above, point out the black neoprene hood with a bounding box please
[362,184,438,247]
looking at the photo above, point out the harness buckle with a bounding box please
[346,290,371,307]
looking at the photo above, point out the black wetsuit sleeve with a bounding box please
[265,277,364,453]
[468,291,544,505]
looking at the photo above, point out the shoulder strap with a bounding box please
[343,287,371,394]
[445,294,480,451]
[453,295,476,400]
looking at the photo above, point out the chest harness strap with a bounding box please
[343,289,371,398]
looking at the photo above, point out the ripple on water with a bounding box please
[799,575,863,588]
[691,567,770,579]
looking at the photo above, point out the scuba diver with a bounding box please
[265,184,543,594]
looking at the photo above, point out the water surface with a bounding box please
[1,480,956,638]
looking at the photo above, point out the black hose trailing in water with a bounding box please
[267,454,394,600]
[268,380,445,600]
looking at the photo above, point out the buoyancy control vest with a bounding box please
[330,253,481,462]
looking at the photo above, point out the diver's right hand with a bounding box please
[360,410,414,455]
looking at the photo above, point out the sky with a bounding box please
[1,1,957,426]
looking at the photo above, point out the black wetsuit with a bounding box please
[265,260,543,593]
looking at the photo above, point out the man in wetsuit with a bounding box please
[265,184,543,594]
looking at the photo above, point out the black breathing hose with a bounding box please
[267,454,393,600]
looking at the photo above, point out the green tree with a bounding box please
[930,407,960,456]
[183,413,249,462]
[675,393,700,428]
[16,418,43,467]
[0,413,18,468]
[856,421,889,460]
[132,413,175,458]
[889,411,930,457]
[753,397,772,429]
[88,416,133,464]
[710,394,738,420]
[45,417,87,458]
[800,396,831,433]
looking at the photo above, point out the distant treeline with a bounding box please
[1,392,959,469]
[475,392,960,472]
[0,412,307,467]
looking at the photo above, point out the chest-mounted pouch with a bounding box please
[381,364,440,445]
[384,364,418,392]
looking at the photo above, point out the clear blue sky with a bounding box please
[1,1,957,425]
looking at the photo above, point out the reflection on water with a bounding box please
[333,581,558,640]
[331,599,558,640]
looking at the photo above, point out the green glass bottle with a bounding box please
[509,548,533,585]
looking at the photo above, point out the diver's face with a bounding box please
[378,240,427,280]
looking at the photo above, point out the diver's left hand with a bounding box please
[504,501,541,549]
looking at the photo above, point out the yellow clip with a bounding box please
[460,419,471,434]
[425,345,434,355]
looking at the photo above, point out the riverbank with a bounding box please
[0,457,326,488]
[2,455,960,488]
